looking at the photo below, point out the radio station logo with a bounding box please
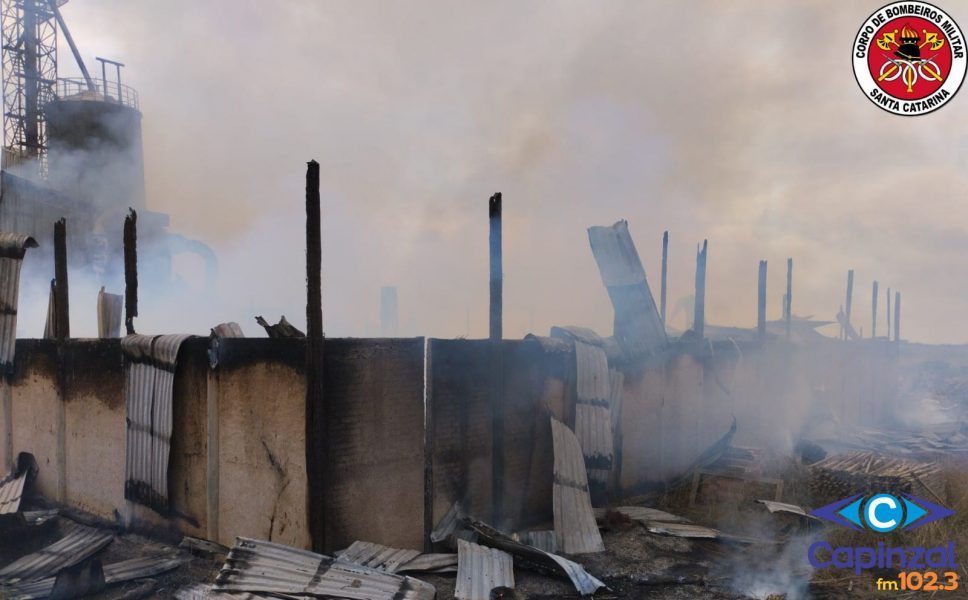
[807,492,959,592]
[853,1,967,115]
[811,493,954,532]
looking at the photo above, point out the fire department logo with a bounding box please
[853,2,966,115]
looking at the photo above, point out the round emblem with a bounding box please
[853,2,967,115]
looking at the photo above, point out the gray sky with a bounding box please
[53,1,968,342]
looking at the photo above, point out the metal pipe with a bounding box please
[48,0,95,91]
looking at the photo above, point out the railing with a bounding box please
[54,78,139,110]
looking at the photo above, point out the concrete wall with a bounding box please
[0,334,899,553]
[214,338,308,549]
[324,338,425,551]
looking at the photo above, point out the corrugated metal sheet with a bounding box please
[0,469,26,514]
[0,525,112,582]
[608,369,624,433]
[464,519,606,596]
[549,325,605,346]
[337,541,421,574]
[573,340,613,489]
[613,506,690,524]
[0,232,36,369]
[757,500,821,522]
[550,418,604,554]
[123,333,194,512]
[175,584,280,600]
[587,220,666,357]
[455,539,513,600]
[646,522,721,539]
[214,537,435,600]
[97,287,123,338]
[42,280,55,339]
[397,553,458,574]
[210,322,244,338]
[430,500,462,543]
[3,554,185,599]
[512,530,556,553]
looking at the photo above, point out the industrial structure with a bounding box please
[0,0,211,296]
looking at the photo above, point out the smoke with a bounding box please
[25,0,967,342]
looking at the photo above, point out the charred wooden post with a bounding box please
[886,288,892,339]
[123,209,138,335]
[693,240,707,339]
[305,160,326,552]
[660,230,669,327]
[845,270,854,340]
[53,218,69,339]
[785,258,793,341]
[757,260,767,340]
[489,193,502,340]
[487,192,504,526]
[871,281,879,339]
[894,291,901,342]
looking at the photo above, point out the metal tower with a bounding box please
[1,0,61,176]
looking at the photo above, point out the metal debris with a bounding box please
[430,500,463,544]
[0,232,38,368]
[3,555,185,599]
[396,553,458,574]
[210,322,244,338]
[756,500,821,522]
[571,338,614,492]
[462,519,607,596]
[645,522,721,539]
[550,417,604,554]
[175,585,276,600]
[0,452,36,514]
[122,333,194,512]
[337,541,421,574]
[0,525,113,582]
[594,506,690,525]
[455,539,514,600]
[334,542,457,575]
[512,530,556,553]
[214,537,435,600]
[97,287,123,338]
[587,220,666,357]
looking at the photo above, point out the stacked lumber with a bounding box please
[809,451,945,504]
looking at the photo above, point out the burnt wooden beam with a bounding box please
[660,230,668,327]
[871,280,879,339]
[304,160,326,552]
[894,291,901,343]
[487,192,504,527]
[757,260,767,341]
[489,193,502,341]
[693,240,707,339]
[845,270,854,341]
[784,258,793,341]
[886,287,892,340]
[123,209,137,335]
[53,218,69,340]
